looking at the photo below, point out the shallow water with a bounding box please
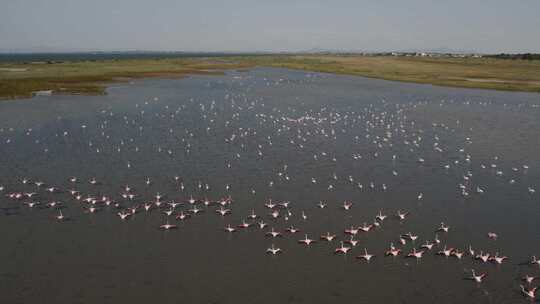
[1,68,539,304]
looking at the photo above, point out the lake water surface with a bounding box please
[1,68,539,304]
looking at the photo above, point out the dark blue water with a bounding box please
[0,52,261,63]
[0,68,539,303]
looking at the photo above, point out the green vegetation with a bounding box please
[0,58,252,99]
[245,55,540,93]
[1,55,540,100]
[484,53,540,60]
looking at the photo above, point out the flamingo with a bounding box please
[168,201,181,209]
[46,186,60,193]
[489,252,508,264]
[334,241,351,254]
[520,285,537,299]
[285,226,300,233]
[266,244,282,255]
[452,249,464,259]
[55,210,68,221]
[316,201,327,209]
[265,228,282,238]
[357,249,375,262]
[344,226,359,235]
[264,200,276,209]
[85,206,99,214]
[385,243,402,257]
[437,222,449,233]
[247,210,258,219]
[437,245,454,257]
[344,235,359,247]
[523,275,538,284]
[360,222,374,232]
[487,232,498,240]
[24,192,37,198]
[375,210,387,222]
[24,201,40,208]
[321,232,337,242]
[467,269,487,283]
[399,237,407,245]
[35,181,45,187]
[176,211,190,221]
[298,234,315,246]
[224,224,236,233]
[216,207,231,216]
[279,201,290,209]
[237,220,251,229]
[189,206,203,214]
[476,251,490,263]
[402,232,418,242]
[420,241,434,251]
[257,220,268,229]
[159,220,177,230]
[143,203,153,212]
[46,201,62,208]
[406,248,425,259]
[396,210,409,220]
[117,211,130,220]
[203,198,212,207]
[468,245,475,257]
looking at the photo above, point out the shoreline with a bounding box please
[1,55,539,100]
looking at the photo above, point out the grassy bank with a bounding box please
[0,57,253,99]
[1,55,540,99]
[248,55,540,93]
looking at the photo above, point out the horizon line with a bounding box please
[1,49,539,55]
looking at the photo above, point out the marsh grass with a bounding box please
[245,55,540,92]
[1,55,539,99]
[0,58,253,99]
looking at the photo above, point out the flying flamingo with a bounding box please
[298,234,316,246]
[467,269,487,283]
[520,285,537,299]
[334,242,351,254]
[357,249,375,262]
[266,244,282,255]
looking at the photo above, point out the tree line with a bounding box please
[485,53,540,60]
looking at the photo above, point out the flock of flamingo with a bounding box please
[1,72,539,301]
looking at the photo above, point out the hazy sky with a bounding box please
[1,0,539,53]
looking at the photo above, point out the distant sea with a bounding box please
[0,52,263,63]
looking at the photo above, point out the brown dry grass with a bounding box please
[2,55,539,100]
